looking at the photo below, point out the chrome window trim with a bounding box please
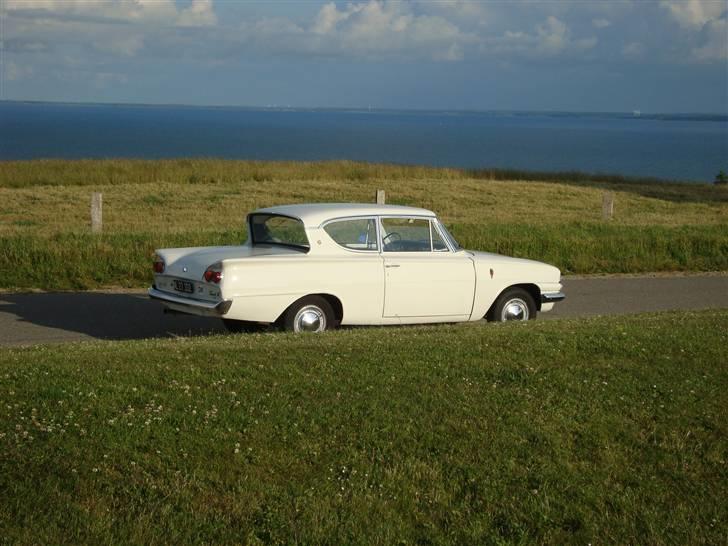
[320,213,453,255]
[434,219,460,252]
[430,219,451,253]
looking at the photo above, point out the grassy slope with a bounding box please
[1,160,727,289]
[1,310,726,544]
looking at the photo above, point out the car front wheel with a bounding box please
[282,296,335,333]
[488,287,537,322]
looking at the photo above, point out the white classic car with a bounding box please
[149,203,565,332]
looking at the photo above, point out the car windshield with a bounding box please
[249,214,310,250]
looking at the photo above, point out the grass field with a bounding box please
[1,310,726,544]
[1,160,726,289]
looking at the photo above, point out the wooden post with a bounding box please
[91,192,103,233]
[375,189,386,205]
[602,192,614,220]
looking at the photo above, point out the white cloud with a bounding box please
[5,60,34,81]
[434,42,463,62]
[660,0,725,28]
[5,0,86,9]
[489,16,597,58]
[4,0,216,26]
[660,0,727,61]
[412,0,488,25]
[312,2,350,35]
[5,0,177,21]
[94,34,144,56]
[622,41,645,60]
[177,0,217,28]
[306,1,474,61]
[537,16,569,53]
[4,0,726,91]
[692,17,728,60]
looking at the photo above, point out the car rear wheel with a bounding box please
[283,296,335,333]
[488,287,537,322]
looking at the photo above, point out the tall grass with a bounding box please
[0,159,725,289]
[2,224,726,290]
[1,159,723,192]
[0,159,466,189]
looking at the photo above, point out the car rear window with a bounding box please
[249,214,309,250]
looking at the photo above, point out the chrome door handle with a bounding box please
[385,264,400,268]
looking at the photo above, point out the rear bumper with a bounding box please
[541,291,566,303]
[148,287,232,317]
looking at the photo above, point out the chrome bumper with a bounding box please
[541,291,566,303]
[148,287,232,316]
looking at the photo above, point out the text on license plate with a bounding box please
[173,280,195,294]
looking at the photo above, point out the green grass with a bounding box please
[1,310,726,544]
[0,159,726,289]
[1,224,727,290]
[0,158,721,189]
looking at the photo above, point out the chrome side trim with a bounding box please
[148,287,232,315]
[541,291,566,303]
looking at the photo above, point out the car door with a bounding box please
[321,216,385,324]
[380,216,475,318]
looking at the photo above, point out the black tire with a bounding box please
[487,287,537,322]
[282,295,335,333]
[222,319,268,333]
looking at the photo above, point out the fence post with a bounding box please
[91,192,103,233]
[375,189,386,205]
[602,192,614,220]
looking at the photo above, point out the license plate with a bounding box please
[173,280,194,294]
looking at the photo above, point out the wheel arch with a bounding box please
[485,283,542,319]
[275,292,344,326]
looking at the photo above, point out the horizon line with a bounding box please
[1,98,726,119]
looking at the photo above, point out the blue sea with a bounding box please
[1,101,726,182]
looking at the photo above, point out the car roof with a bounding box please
[251,203,437,227]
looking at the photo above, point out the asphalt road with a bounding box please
[0,275,726,346]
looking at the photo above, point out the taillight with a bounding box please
[152,255,165,274]
[203,262,223,283]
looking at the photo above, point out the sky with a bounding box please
[1,0,727,113]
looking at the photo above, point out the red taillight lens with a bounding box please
[203,262,223,283]
[204,270,222,283]
[153,256,165,274]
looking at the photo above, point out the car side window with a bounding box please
[324,218,378,251]
[381,217,433,252]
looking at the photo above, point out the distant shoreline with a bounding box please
[2,99,726,122]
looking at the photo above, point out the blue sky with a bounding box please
[2,0,727,113]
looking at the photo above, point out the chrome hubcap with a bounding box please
[294,305,326,332]
[501,298,529,321]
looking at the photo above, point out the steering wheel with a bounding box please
[382,232,401,246]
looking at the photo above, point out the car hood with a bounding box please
[468,250,561,281]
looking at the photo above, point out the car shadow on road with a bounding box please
[0,292,227,343]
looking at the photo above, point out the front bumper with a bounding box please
[148,287,232,317]
[541,291,566,303]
